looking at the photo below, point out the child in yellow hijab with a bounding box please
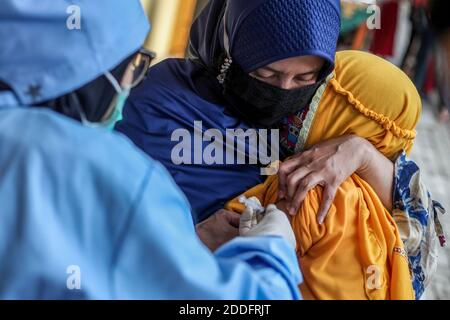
[226,50,421,300]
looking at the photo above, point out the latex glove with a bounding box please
[239,197,296,249]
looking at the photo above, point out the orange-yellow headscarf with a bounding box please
[226,51,420,300]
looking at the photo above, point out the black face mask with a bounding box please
[221,61,324,128]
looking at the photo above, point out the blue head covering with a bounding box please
[190,0,341,73]
[0,0,150,106]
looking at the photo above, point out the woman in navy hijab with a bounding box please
[116,0,417,231]
[116,0,444,299]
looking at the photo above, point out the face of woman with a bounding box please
[250,55,325,90]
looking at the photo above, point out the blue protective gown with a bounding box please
[0,106,302,299]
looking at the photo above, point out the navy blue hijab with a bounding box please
[116,0,341,222]
[189,0,340,72]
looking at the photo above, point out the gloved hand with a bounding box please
[239,197,297,249]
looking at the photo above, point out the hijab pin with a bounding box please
[217,56,233,84]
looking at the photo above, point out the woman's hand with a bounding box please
[196,210,241,252]
[278,135,394,224]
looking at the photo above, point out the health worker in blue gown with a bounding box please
[0,0,301,299]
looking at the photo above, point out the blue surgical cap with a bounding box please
[0,0,150,105]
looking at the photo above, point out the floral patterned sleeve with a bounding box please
[392,151,446,299]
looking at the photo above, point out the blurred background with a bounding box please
[140,0,208,61]
[139,0,450,299]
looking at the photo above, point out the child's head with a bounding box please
[309,50,422,160]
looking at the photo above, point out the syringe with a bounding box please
[238,195,265,214]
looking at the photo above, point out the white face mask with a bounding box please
[79,71,130,131]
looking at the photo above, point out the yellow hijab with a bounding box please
[226,50,420,300]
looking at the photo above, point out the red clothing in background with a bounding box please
[370,0,399,57]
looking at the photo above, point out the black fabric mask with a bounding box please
[221,61,324,128]
[36,53,135,123]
